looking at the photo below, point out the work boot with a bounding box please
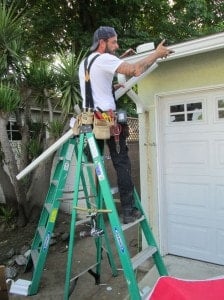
[123,207,142,224]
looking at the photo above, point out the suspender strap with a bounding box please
[84,54,100,109]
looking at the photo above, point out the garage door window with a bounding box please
[170,102,203,123]
[217,99,224,119]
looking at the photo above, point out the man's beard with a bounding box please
[105,45,117,56]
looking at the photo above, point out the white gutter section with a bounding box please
[116,32,224,112]
[125,31,224,63]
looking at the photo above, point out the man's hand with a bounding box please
[155,39,175,59]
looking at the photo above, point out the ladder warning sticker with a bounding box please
[49,209,58,223]
[88,136,98,158]
[43,231,51,251]
[66,144,74,160]
[95,163,104,181]
[114,227,125,253]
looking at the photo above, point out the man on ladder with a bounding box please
[79,26,173,224]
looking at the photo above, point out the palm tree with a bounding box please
[55,50,84,117]
[0,83,27,225]
[0,0,28,225]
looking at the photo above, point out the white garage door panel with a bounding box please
[165,140,208,170]
[169,218,211,250]
[168,220,214,261]
[169,222,224,264]
[166,177,211,217]
[159,88,224,264]
[214,139,224,169]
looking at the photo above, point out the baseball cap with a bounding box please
[90,26,117,52]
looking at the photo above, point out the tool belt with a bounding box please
[93,108,114,140]
[72,109,129,142]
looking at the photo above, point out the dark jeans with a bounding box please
[97,126,134,209]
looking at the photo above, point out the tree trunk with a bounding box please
[0,116,27,226]
[17,87,32,172]
[0,161,17,211]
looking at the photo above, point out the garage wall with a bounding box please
[137,48,224,259]
[139,49,224,101]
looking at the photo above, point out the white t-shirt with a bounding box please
[79,52,123,111]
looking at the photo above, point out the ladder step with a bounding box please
[131,246,157,270]
[76,218,91,226]
[38,226,45,241]
[70,262,99,283]
[30,249,39,268]
[58,195,96,201]
[82,162,94,167]
[122,215,145,231]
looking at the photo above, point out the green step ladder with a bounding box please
[64,125,168,300]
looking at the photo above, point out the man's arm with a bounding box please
[116,39,174,77]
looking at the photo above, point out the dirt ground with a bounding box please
[1,208,147,300]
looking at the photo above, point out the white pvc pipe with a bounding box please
[16,128,74,180]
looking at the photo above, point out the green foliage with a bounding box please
[0,0,26,78]
[54,50,85,114]
[0,204,15,225]
[47,119,64,139]
[0,82,21,112]
[27,138,43,159]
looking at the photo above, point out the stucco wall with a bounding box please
[139,49,224,101]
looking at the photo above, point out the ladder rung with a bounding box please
[122,215,145,231]
[76,218,90,226]
[58,195,96,201]
[38,226,45,241]
[131,246,157,270]
[31,249,39,268]
[44,203,52,213]
[70,262,99,283]
[82,162,94,167]
[62,189,90,193]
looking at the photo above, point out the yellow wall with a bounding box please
[139,49,224,105]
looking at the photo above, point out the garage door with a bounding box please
[159,87,224,265]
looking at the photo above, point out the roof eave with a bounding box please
[124,32,224,63]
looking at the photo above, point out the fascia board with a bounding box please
[124,32,224,63]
